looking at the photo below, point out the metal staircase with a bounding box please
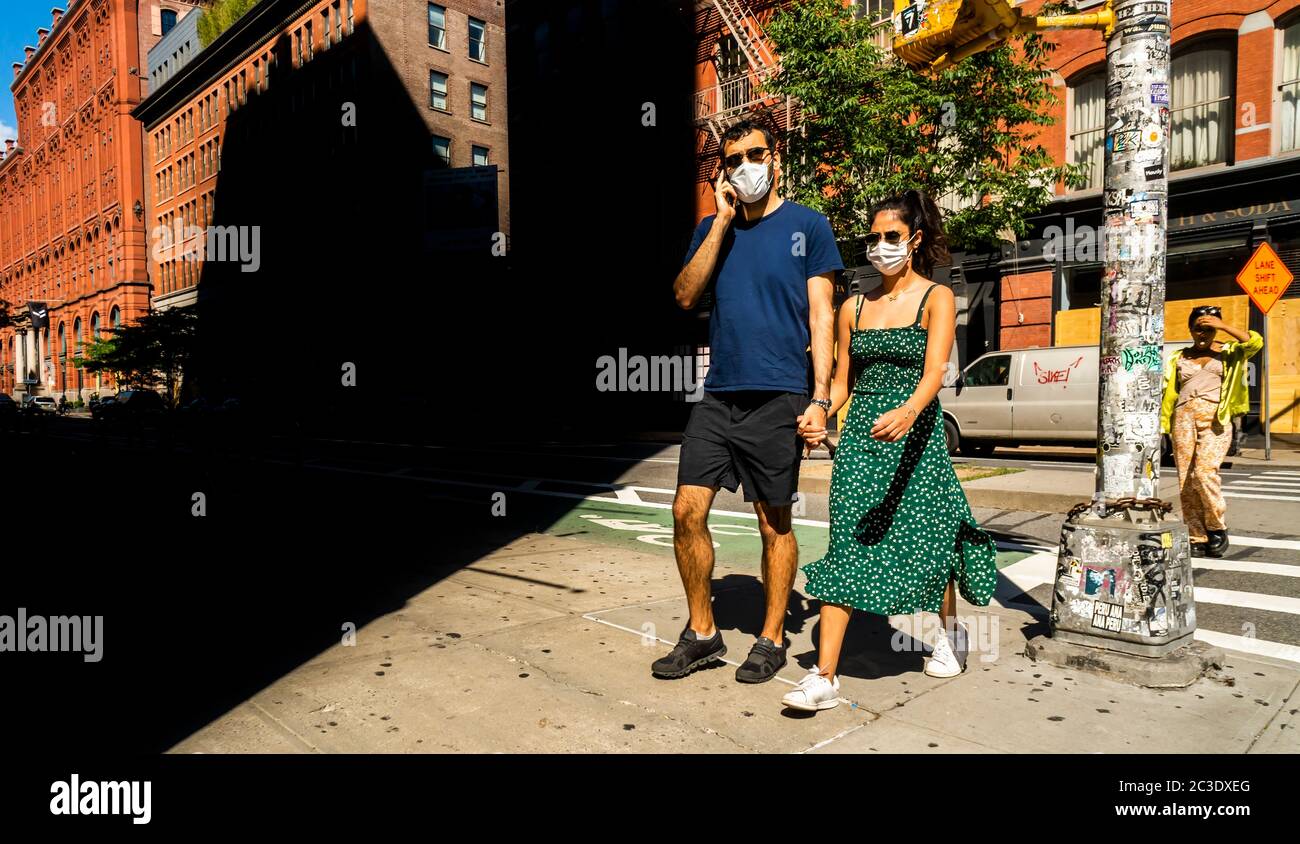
[694,0,781,142]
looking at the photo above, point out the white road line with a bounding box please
[1192,559,1300,577]
[1194,629,1300,665]
[1259,471,1300,478]
[1223,491,1300,502]
[1228,480,1300,489]
[1228,535,1300,551]
[1194,588,1300,615]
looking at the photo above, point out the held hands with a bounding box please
[797,404,828,457]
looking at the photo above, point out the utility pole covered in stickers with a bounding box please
[893,0,1205,666]
[1056,0,1198,659]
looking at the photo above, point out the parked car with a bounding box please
[89,395,117,420]
[938,341,1194,456]
[0,394,17,416]
[30,396,58,414]
[98,390,166,425]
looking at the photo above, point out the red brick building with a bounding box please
[0,0,207,401]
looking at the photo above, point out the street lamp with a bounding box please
[893,0,1205,674]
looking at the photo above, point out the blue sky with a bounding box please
[0,1,72,142]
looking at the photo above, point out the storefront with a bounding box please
[1008,156,1300,435]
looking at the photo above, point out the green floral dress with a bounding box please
[802,285,997,615]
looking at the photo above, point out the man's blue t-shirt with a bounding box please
[683,200,843,393]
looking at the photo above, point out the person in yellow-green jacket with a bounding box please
[1160,305,1263,558]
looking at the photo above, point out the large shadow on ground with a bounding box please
[1,1,713,755]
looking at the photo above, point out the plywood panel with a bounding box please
[1266,300,1300,433]
[1054,308,1099,346]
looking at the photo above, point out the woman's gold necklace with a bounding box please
[885,281,915,302]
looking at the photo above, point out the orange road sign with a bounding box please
[1236,241,1294,314]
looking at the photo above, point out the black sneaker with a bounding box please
[735,637,787,684]
[1206,530,1229,558]
[1191,542,1209,558]
[651,627,727,679]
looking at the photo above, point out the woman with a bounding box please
[1160,306,1262,559]
[782,190,997,711]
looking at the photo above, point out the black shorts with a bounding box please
[677,390,808,506]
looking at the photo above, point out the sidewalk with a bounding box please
[171,530,1300,754]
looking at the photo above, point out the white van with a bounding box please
[937,341,1192,456]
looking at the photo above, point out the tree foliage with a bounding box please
[75,308,200,406]
[762,0,1087,257]
[197,0,263,48]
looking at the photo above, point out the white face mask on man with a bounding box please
[728,160,773,204]
[867,232,917,275]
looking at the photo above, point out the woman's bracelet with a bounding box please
[900,403,917,420]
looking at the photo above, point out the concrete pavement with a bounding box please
[171,530,1300,754]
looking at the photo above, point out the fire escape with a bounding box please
[693,0,782,143]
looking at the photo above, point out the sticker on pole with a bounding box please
[1236,241,1294,314]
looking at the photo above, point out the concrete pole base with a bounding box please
[1024,635,1224,689]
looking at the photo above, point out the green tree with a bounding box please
[762,0,1087,258]
[75,308,200,406]
[198,0,263,48]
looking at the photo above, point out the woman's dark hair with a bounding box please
[1188,304,1222,329]
[868,190,950,278]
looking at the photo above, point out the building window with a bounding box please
[428,4,446,49]
[306,21,314,60]
[471,83,488,121]
[334,2,343,44]
[1281,20,1300,153]
[347,0,354,35]
[432,135,451,166]
[469,18,487,62]
[295,29,303,66]
[1068,72,1104,190]
[472,145,489,166]
[322,10,331,49]
[1171,43,1233,170]
[161,9,178,37]
[429,71,448,110]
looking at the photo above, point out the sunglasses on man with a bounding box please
[722,146,771,170]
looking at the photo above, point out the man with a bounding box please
[654,120,840,683]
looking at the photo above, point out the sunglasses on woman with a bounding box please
[863,230,916,248]
[722,146,771,170]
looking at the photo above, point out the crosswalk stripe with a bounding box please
[1192,559,1300,577]
[1194,629,1300,665]
[1227,480,1300,488]
[1223,491,1300,502]
[1259,471,1300,476]
[1193,587,1300,615]
[1227,534,1300,551]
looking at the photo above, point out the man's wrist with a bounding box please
[809,398,831,413]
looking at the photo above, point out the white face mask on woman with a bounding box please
[728,160,773,204]
[867,232,917,275]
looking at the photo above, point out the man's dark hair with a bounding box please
[1188,304,1222,329]
[718,120,775,162]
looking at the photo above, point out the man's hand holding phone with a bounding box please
[715,170,737,226]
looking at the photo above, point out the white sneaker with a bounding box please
[782,665,841,711]
[925,626,964,678]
